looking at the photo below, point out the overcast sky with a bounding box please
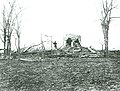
[0,0,120,50]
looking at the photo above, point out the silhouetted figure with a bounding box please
[66,38,72,47]
[53,41,57,49]
[73,39,81,47]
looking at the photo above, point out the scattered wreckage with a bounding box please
[38,34,103,58]
[12,34,103,59]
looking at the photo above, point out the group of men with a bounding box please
[66,37,81,47]
[52,37,81,49]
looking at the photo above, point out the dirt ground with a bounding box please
[0,57,120,91]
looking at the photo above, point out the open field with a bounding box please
[0,57,120,91]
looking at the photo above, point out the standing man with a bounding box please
[53,41,57,49]
[66,38,72,47]
[73,39,81,47]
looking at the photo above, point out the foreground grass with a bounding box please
[0,57,120,91]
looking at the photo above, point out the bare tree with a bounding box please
[1,0,22,58]
[100,0,118,57]
[15,16,21,60]
[3,6,7,57]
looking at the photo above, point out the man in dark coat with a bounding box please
[53,41,57,49]
[66,38,72,47]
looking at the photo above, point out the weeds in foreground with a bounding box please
[0,58,120,91]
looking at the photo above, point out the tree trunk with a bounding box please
[102,21,109,57]
[7,35,11,58]
[4,28,6,58]
[18,36,20,60]
[104,29,108,57]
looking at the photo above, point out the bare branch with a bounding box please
[11,9,23,28]
[0,35,4,43]
[102,0,107,15]
[0,29,4,32]
[111,17,120,18]
[7,0,16,9]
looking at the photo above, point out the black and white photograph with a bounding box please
[0,0,120,90]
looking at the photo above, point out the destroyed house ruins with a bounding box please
[63,34,102,57]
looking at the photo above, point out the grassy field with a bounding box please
[0,57,120,91]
